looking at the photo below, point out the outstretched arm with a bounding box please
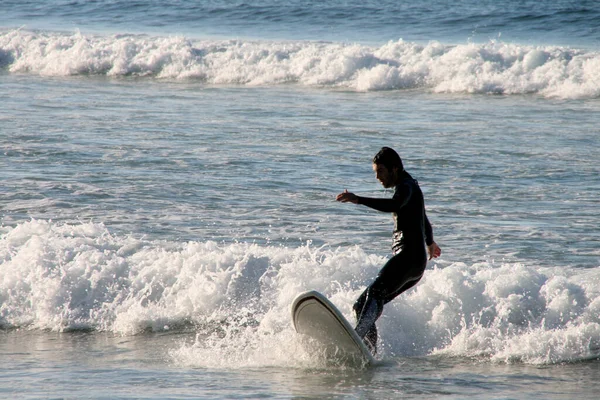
[336,186,410,213]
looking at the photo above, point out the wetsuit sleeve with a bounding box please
[424,212,434,246]
[356,183,412,213]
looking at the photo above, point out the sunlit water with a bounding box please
[1,0,600,398]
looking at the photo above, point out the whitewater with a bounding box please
[2,219,600,368]
[2,29,600,98]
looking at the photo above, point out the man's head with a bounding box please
[372,147,403,188]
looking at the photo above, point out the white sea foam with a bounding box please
[1,29,599,99]
[1,220,600,366]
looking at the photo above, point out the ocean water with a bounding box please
[1,0,600,398]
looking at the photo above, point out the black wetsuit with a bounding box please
[353,172,434,352]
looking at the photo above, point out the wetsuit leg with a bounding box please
[354,291,383,338]
[353,276,420,353]
[381,272,422,305]
[353,251,426,352]
[353,291,383,354]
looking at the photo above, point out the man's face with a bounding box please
[373,163,395,188]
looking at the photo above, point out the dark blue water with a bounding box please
[2,0,599,47]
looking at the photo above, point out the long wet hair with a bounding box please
[373,147,404,172]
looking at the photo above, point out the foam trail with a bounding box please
[1,29,599,99]
[1,220,600,366]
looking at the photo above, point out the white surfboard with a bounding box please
[291,290,375,366]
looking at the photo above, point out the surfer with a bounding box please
[336,147,441,353]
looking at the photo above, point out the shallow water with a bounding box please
[2,331,599,399]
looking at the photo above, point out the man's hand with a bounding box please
[336,189,359,204]
[427,241,442,260]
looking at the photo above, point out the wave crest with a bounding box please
[2,220,600,365]
[2,29,599,98]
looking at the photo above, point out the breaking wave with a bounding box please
[2,220,600,366]
[2,29,599,98]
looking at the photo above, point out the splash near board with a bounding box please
[291,290,375,366]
